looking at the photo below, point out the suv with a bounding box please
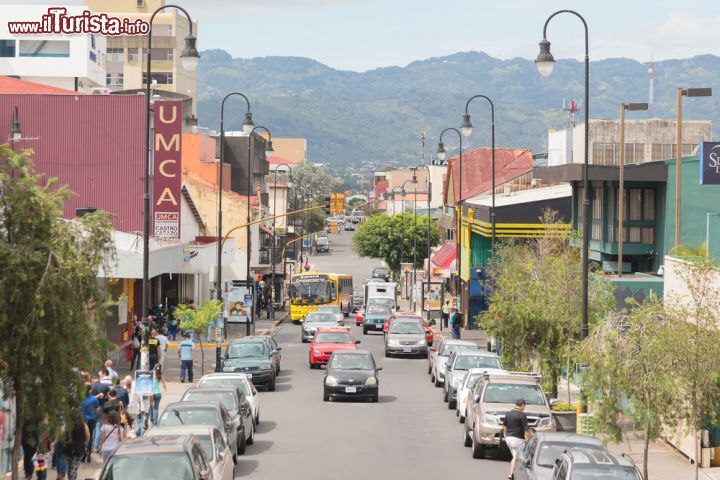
[464,373,555,459]
[371,266,390,281]
[222,339,280,391]
[551,451,642,480]
[443,351,503,409]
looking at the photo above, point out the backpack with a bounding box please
[455,313,464,328]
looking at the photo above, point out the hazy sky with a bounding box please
[182,0,720,71]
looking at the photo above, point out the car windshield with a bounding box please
[159,408,221,427]
[289,281,336,302]
[374,268,388,275]
[483,383,545,405]
[198,378,251,397]
[182,391,238,411]
[317,306,341,314]
[454,355,502,370]
[227,342,267,358]
[366,305,391,315]
[101,452,194,480]
[537,443,605,468]
[329,354,374,370]
[315,332,353,344]
[463,373,483,388]
[389,322,424,334]
[440,343,480,357]
[306,312,336,323]
[570,465,642,480]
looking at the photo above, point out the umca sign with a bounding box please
[700,142,720,185]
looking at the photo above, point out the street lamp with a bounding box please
[271,163,293,320]
[462,94,496,257]
[216,92,252,372]
[675,87,712,248]
[142,4,199,370]
[246,126,273,335]
[617,102,648,279]
[535,9,589,340]
[437,127,463,311]
[413,165,432,322]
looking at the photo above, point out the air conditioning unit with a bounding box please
[91,87,110,95]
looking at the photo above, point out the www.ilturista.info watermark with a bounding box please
[8,8,150,35]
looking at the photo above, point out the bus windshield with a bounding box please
[289,281,337,303]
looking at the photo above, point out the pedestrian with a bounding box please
[441,300,451,328]
[64,413,89,480]
[89,374,109,454]
[148,329,160,371]
[99,368,113,386]
[149,365,168,427]
[21,422,38,480]
[99,410,124,463]
[112,377,130,410]
[179,331,195,383]
[131,316,141,370]
[156,329,169,369]
[167,305,178,341]
[127,385,149,438]
[80,385,100,463]
[101,360,118,381]
[448,306,462,339]
[52,426,69,480]
[503,398,532,480]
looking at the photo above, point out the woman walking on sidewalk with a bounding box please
[99,411,124,462]
[149,365,168,427]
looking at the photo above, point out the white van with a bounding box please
[365,280,398,310]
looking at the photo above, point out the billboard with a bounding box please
[700,142,720,185]
[153,100,183,238]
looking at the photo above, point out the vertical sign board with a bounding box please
[700,142,720,185]
[153,100,183,238]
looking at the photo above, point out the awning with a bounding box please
[432,241,456,268]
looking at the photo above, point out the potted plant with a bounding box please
[551,401,578,432]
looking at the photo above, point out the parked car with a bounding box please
[323,350,381,402]
[309,328,361,368]
[316,305,345,325]
[428,339,481,387]
[222,339,279,391]
[143,425,235,480]
[443,350,503,409]
[98,435,212,480]
[371,266,390,281]
[362,304,393,334]
[158,401,241,458]
[302,311,342,343]
[180,388,254,449]
[464,373,555,459]
[513,432,607,480]
[384,319,428,358]
[551,450,642,480]
[456,367,506,423]
[261,335,283,373]
[355,306,365,326]
[197,373,261,425]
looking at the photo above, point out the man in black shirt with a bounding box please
[503,399,531,480]
[148,329,160,371]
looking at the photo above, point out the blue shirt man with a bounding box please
[178,332,195,383]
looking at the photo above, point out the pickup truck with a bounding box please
[315,236,330,253]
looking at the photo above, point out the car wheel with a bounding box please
[233,453,238,464]
[459,414,465,424]
[463,425,472,447]
[293,320,300,325]
[323,392,330,402]
[384,349,390,358]
[268,378,276,392]
[255,410,260,426]
[363,327,368,335]
[237,432,247,455]
[471,436,486,459]
[247,421,255,445]
[443,387,449,402]
[371,394,379,403]
[434,374,442,388]
[448,399,456,410]
[430,374,436,384]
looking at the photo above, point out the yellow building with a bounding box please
[85,0,198,115]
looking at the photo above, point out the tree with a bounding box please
[0,146,114,480]
[352,212,440,274]
[174,300,223,376]
[580,297,678,480]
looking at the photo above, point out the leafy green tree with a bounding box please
[174,300,223,376]
[0,146,114,480]
[352,212,439,274]
[581,297,678,480]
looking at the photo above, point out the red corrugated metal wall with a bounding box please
[0,94,146,232]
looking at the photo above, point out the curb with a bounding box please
[261,312,288,335]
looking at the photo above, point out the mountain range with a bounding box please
[196,50,720,175]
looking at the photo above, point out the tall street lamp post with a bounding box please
[143,4,199,370]
[617,102,648,279]
[535,9,589,341]
[461,94,496,257]
[271,163,293,320]
[674,87,712,248]
[216,93,253,371]
[413,165,432,323]
[436,128,463,311]
[246,126,274,335]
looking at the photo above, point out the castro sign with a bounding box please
[153,100,182,239]
[700,142,720,185]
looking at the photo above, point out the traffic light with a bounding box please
[324,194,333,214]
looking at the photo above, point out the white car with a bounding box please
[197,373,261,425]
[316,305,345,325]
[144,425,235,480]
[430,339,481,387]
[456,368,507,424]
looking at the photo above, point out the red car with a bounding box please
[309,328,361,369]
[384,312,434,346]
[355,306,365,326]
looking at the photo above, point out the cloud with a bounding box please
[647,12,720,56]
[186,0,364,19]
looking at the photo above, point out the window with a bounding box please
[128,47,139,62]
[106,73,123,86]
[643,189,655,221]
[107,47,124,62]
[89,51,97,63]
[642,227,654,244]
[0,39,16,57]
[19,40,69,57]
[152,24,173,37]
[592,188,602,220]
[143,47,174,61]
[629,227,641,243]
[628,189,642,221]
[143,72,173,84]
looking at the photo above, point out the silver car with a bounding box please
[443,350,503,409]
[301,311,342,342]
[316,305,345,325]
[456,368,507,423]
[384,320,428,357]
[513,433,607,480]
[197,373,261,425]
[429,339,481,387]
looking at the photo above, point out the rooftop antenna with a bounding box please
[562,98,581,127]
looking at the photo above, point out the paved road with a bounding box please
[236,232,509,479]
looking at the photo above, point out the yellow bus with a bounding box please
[289,272,354,323]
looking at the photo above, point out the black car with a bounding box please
[323,350,381,402]
[222,339,280,391]
[371,266,390,281]
[344,223,355,231]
